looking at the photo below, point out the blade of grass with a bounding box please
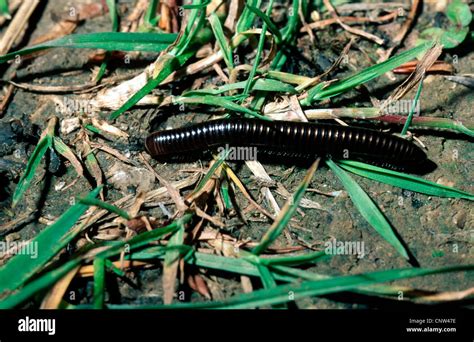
[245,250,329,267]
[184,78,297,96]
[208,12,233,70]
[302,41,434,105]
[78,197,131,220]
[12,118,56,207]
[252,159,319,255]
[144,0,159,27]
[242,0,275,97]
[401,76,424,136]
[107,264,474,309]
[0,187,102,295]
[326,159,409,259]
[12,135,51,207]
[0,32,178,63]
[93,257,106,309]
[173,95,272,120]
[0,0,9,18]
[129,247,446,299]
[162,221,185,304]
[245,3,282,44]
[95,0,119,82]
[335,160,474,200]
[236,0,263,33]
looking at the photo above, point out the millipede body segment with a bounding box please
[145,119,427,166]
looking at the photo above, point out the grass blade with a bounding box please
[336,160,474,200]
[0,32,177,63]
[95,0,119,82]
[93,258,106,309]
[78,197,131,220]
[12,135,51,207]
[245,3,282,44]
[326,159,409,259]
[108,265,474,309]
[401,77,424,135]
[12,117,57,207]
[144,0,159,27]
[184,78,297,96]
[174,95,271,121]
[162,222,185,304]
[0,0,9,17]
[303,41,433,104]
[208,12,233,69]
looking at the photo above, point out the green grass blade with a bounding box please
[144,0,159,27]
[250,250,329,266]
[184,78,297,96]
[95,0,119,82]
[171,0,208,56]
[303,41,433,104]
[336,160,474,200]
[257,264,277,289]
[174,95,271,121]
[0,187,102,295]
[0,32,178,63]
[131,247,459,301]
[242,0,275,97]
[252,160,319,255]
[0,0,9,17]
[107,0,119,32]
[245,3,282,44]
[326,159,409,259]
[107,265,474,309]
[236,0,262,33]
[192,149,230,195]
[12,135,52,207]
[401,78,424,136]
[93,258,106,309]
[208,12,233,69]
[78,197,131,219]
[162,221,185,303]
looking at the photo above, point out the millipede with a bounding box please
[145,119,428,170]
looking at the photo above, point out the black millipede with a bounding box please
[145,119,429,171]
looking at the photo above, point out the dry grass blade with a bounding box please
[40,266,80,309]
[223,163,274,220]
[415,287,474,303]
[0,0,40,55]
[382,42,443,110]
[53,137,85,178]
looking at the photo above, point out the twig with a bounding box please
[322,0,385,45]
